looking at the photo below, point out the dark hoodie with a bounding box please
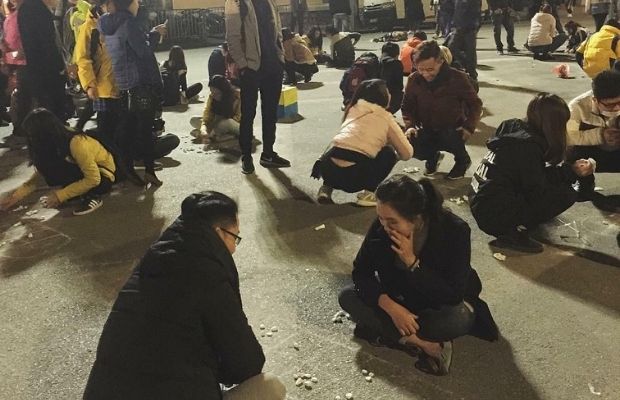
[470,119,577,230]
[379,55,404,113]
[83,214,265,400]
[98,10,162,92]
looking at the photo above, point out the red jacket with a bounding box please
[401,63,482,133]
[399,37,423,75]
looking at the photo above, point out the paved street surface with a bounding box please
[1,11,618,400]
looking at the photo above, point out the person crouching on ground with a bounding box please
[526,3,567,60]
[564,20,589,53]
[339,175,498,376]
[566,70,620,212]
[190,75,241,147]
[324,25,360,68]
[83,191,287,400]
[402,40,482,180]
[470,93,592,253]
[379,42,404,114]
[0,108,116,215]
[312,79,413,206]
[282,27,319,85]
[400,30,427,75]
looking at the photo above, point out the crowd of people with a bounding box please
[0,0,619,398]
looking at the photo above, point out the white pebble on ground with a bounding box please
[266,332,273,337]
[295,378,303,386]
[259,324,265,330]
[311,377,318,383]
[368,372,374,377]
[304,381,313,389]
[365,376,372,382]
[270,326,278,332]
[361,369,368,376]
[345,393,353,399]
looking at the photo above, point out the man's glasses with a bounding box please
[220,227,242,245]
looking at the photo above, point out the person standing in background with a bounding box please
[488,0,519,54]
[585,0,612,32]
[329,0,351,31]
[290,0,307,34]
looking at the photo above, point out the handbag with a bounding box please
[128,85,159,112]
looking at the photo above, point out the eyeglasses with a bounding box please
[598,98,620,109]
[219,227,242,245]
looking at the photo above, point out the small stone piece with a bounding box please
[259,324,265,330]
[270,326,278,332]
[332,317,343,323]
[314,224,326,231]
[304,381,313,389]
[27,233,33,239]
[361,369,368,376]
[293,373,299,380]
[311,377,318,383]
[368,372,374,377]
[303,373,312,379]
[365,376,372,382]
[345,393,353,399]
[266,332,273,337]
[493,252,507,261]
[293,342,300,350]
[335,396,342,400]
[295,378,303,387]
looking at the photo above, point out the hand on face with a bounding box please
[388,226,417,267]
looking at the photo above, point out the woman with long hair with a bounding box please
[312,79,413,206]
[470,93,594,253]
[0,108,116,215]
[190,74,241,145]
[339,175,498,376]
[161,45,203,106]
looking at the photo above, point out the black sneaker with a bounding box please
[497,49,504,55]
[574,179,595,202]
[424,152,445,176]
[494,230,543,253]
[73,197,103,216]
[446,159,472,180]
[507,47,519,53]
[591,193,620,213]
[259,152,291,168]
[241,155,255,174]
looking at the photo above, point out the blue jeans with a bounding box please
[411,128,470,165]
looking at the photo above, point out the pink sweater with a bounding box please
[332,100,413,160]
[3,11,26,66]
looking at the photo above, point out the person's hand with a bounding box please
[457,127,472,141]
[87,86,99,101]
[603,127,620,147]
[0,191,20,211]
[380,295,419,337]
[41,192,60,208]
[572,159,595,177]
[153,24,168,37]
[405,127,418,139]
[388,228,417,267]
[66,64,77,79]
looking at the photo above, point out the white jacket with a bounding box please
[332,100,414,160]
[566,90,605,146]
[527,12,557,47]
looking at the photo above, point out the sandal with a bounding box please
[415,341,453,376]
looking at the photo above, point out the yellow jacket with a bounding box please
[74,11,119,98]
[202,90,241,132]
[283,34,316,65]
[578,24,620,78]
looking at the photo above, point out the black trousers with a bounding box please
[448,28,478,80]
[471,183,578,237]
[290,10,305,34]
[76,99,95,131]
[118,92,157,172]
[21,69,68,122]
[96,99,123,143]
[284,62,318,84]
[239,67,283,157]
[339,285,475,344]
[85,175,113,199]
[320,147,397,192]
[185,83,203,99]
[492,10,515,51]
[412,128,470,165]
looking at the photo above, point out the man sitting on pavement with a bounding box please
[83,191,286,400]
[566,70,620,211]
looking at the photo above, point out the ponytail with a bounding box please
[375,175,445,222]
[417,178,444,222]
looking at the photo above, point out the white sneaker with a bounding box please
[73,198,103,216]
[356,190,377,207]
[317,185,333,204]
[190,116,202,129]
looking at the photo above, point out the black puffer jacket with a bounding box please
[470,118,578,208]
[84,217,264,400]
[352,212,498,342]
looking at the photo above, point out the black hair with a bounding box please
[604,19,620,29]
[525,92,569,165]
[382,41,400,58]
[540,3,552,13]
[344,79,390,119]
[413,31,427,40]
[413,40,442,63]
[375,175,445,223]
[592,69,620,100]
[307,25,323,49]
[325,26,338,36]
[167,45,187,70]
[564,20,583,34]
[282,27,294,41]
[209,75,235,118]
[181,191,238,228]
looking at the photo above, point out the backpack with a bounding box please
[339,53,380,105]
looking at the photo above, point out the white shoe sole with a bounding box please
[356,199,377,207]
[73,201,103,216]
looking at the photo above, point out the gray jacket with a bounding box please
[225,0,284,71]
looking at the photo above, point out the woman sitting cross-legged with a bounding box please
[312,79,413,206]
[190,75,241,146]
[339,175,498,375]
[161,45,203,106]
[0,108,116,215]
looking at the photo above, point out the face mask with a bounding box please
[600,110,620,118]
